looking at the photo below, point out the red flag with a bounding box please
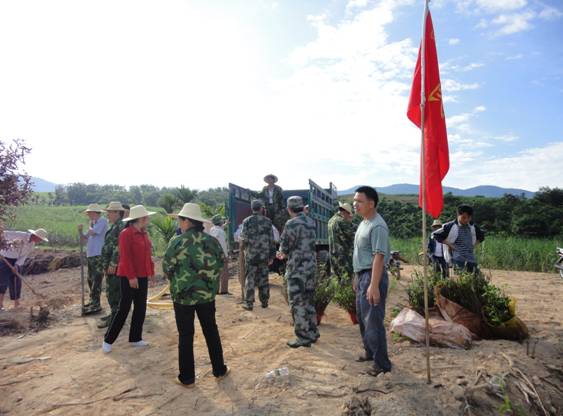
[407,9,449,219]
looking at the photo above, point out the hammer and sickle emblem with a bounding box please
[428,83,445,119]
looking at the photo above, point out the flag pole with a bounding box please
[420,0,431,384]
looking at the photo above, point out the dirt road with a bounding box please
[0,262,561,415]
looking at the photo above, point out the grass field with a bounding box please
[6,205,562,273]
[6,204,171,254]
[391,236,562,273]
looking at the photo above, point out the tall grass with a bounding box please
[391,236,562,273]
[6,205,169,253]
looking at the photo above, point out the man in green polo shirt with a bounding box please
[352,186,392,376]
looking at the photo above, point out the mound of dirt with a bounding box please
[21,251,83,275]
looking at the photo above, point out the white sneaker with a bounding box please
[130,340,149,348]
[102,341,112,353]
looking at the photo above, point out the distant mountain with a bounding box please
[31,177,57,192]
[338,183,535,198]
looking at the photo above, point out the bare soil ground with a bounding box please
[0,262,561,416]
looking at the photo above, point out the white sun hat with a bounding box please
[338,202,353,215]
[122,205,156,222]
[28,228,49,242]
[173,203,210,223]
[105,201,125,211]
[84,203,104,213]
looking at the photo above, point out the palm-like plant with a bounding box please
[175,185,198,204]
[151,214,178,245]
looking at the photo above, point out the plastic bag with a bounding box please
[390,308,473,349]
[435,291,482,338]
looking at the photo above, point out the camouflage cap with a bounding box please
[211,214,224,226]
[287,196,304,210]
[251,199,264,211]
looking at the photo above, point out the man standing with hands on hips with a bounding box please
[352,186,392,376]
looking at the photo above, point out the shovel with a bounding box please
[79,230,86,316]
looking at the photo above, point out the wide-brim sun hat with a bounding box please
[263,174,278,183]
[338,202,353,214]
[105,201,125,211]
[122,205,156,222]
[431,219,443,228]
[84,203,104,213]
[173,203,210,223]
[28,228,49,242]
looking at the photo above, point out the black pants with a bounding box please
[173,301,227,384]
[104,277,148,344]
[0,258,21,300]
[431,255,448,279]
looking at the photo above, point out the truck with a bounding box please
[227,179,338,251]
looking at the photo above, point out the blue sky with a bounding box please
[0,0,561,191]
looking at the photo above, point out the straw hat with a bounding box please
[122,205,156,222]
[263,174,278,183]
[431,219,443,228]
[84,203,104,213]
[338,202,353,215]
[28,228,49,242]
[105,201,125,211]
[174,203,210,223]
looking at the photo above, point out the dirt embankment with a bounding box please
[0,263,561,416]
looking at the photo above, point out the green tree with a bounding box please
[175,185,198,204]
[158,193,179,214]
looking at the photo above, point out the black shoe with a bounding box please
[218,292,232,296]
[261,303,268,309]
[83,305,102,315]
[287,339,312,348]
[356,354,372,362]
[242,304,253,311]
[100,314,112,321]
[366,365,389,377]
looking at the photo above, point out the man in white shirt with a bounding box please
[428,219,448,279]
[78,203,108,314]
[210,215,230,295]
[0,228,48,310]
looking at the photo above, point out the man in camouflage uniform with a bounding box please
[163,203,228,386]
[260,174,287,234]
[97,201,125,328]
[278,196,319,348]
[240,199,275,311]
[328,202,356,284]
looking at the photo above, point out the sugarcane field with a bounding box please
[1,1,562,416]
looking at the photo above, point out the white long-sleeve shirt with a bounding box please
[209,226,228,257]
[0,231,35,266]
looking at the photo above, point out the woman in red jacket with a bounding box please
[103,205,155,353]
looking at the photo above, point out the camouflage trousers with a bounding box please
[105,274,121,316]
[87,256,104,307]
[287,275,319,343]
[244,263,269,306]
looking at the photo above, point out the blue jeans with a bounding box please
[452,259,477,274]
[356,270,391,372]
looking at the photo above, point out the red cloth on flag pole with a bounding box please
[407,9,449,219]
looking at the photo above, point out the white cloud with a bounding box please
[447,142,563,190]
[346,0,370,14]
[493,134,519,142]
[491,11,535,35]
[538,6,563,20]
[475,0,527,12]
[448,38,460,45]
[505,53,524,60]
[443,79,480,92]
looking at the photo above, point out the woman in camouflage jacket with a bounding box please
[163,203,229,387]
